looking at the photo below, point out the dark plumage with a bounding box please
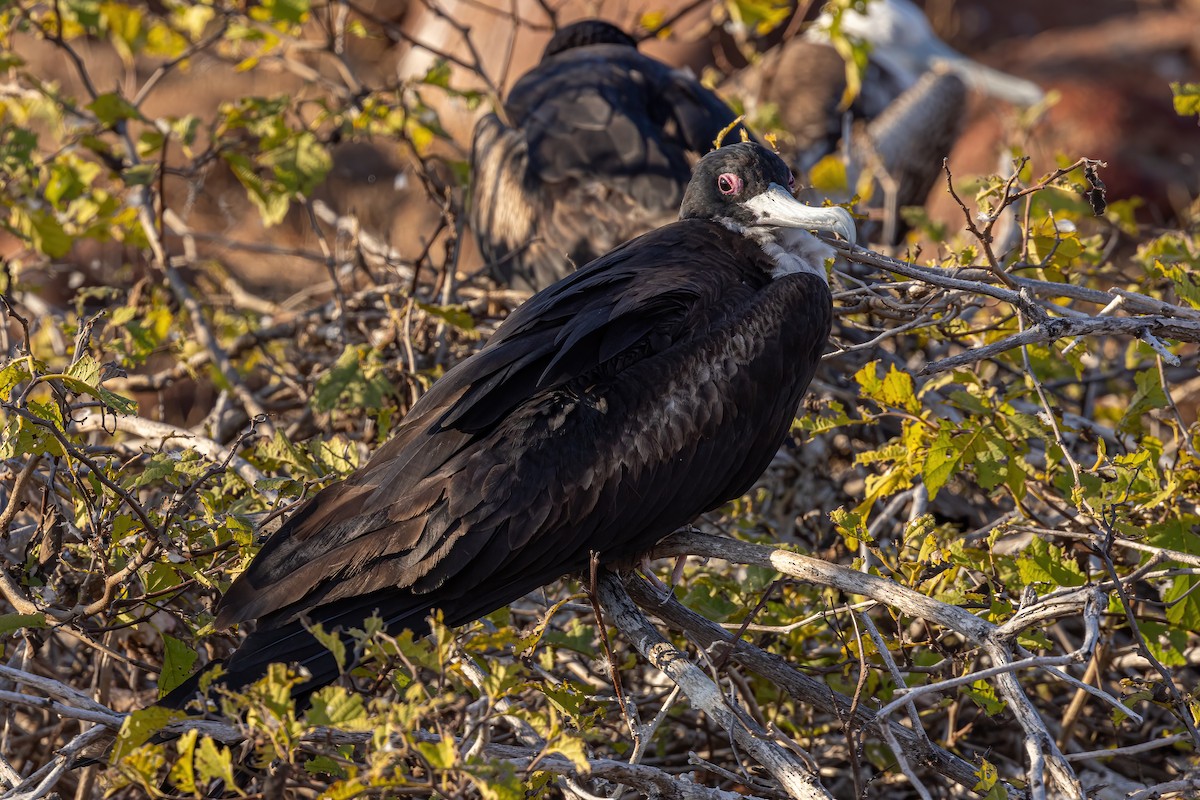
[470,19,747,293]
[162,142,853,709]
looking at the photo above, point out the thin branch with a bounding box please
[71,412,271,498]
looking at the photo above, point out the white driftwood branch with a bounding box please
[651,531,1096,799]
[620,568,1025,799]
[72,413,271,498]
[0,727,111,800]
[595,570,834,800]
[824,239,1200,375]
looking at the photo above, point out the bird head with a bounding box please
[681,142,856,262]
[542,20,637,60]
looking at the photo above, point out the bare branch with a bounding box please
[596,570,835,800]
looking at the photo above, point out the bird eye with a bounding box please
[787,172,796,192]
[717,173,742,196]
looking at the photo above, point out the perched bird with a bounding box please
[728,0,1042,241]
[470,19,747,293]
[163,142,853,708]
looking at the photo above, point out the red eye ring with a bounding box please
[717,173,743,196]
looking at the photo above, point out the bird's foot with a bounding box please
[639,555,686,605]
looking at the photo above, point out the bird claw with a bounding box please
[639,555,686,605]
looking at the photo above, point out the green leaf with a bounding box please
[66,353,102,384]
[544,733,591,773]
[0,360,31,401]
[1163,574,1200,629]
[856,361,919,413]
[45,158,98,207]
[807,154,848,194]
[1143,516,1200,558]
[830,505,870,550]
[922,428,959,500]
[971,431,1012,491]
[10,207,71,258]
[0,613,47,636]
[973,758,1008,800]
[1028,215,1085,271]
[97,384,139,415]
[169,729,198,793]
[421,60,453,89]
[304,754,346,777]
[111,706,185,764]
[265,129,330,196]
[306,687,371,730]
[194,736,238,787]
[823,1,872,108]
[1119,368,1168,433]
[307,622,347,674]
[724,0,792,35]
[87,92,139,126]
[471,764,527,800]
[515,597,573,656]
[28,399,63,431]
[63,355,138,414]
[794,399,853,434]
[158,635,198,698]
[123,163,158,186]
[1137,232,1200,309]
[1135,620,1188,667]
[312,345,394,413]
[415,301,476,332]
[480,661,523,700]
[1016,538,1086,587]
[962,679,1007,716]
[222,151,290,226]
[259,0,310,25]
[417,734,458,769]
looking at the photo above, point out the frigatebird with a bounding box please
[161,142,853,707]
[470,19,747,293]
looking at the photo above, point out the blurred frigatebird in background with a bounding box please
[470,19,748,292]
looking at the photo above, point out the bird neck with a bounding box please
[717,219,832,284]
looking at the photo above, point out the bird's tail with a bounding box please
[157,594,438,712]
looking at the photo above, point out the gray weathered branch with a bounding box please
[596,570,834,800]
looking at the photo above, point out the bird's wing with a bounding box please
[214,222,742,632]
[469,113,534,265]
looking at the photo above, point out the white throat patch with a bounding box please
[719,218,833,283]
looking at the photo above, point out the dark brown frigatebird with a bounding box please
[161,142,854,708]
[470,19,748,293]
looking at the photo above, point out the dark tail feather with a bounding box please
[157,660,228,711]
[156,594,437,711]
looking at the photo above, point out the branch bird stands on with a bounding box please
[159,142,854,711]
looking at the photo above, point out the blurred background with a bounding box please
[6,0,1199,300]
[3,4,1200,797]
